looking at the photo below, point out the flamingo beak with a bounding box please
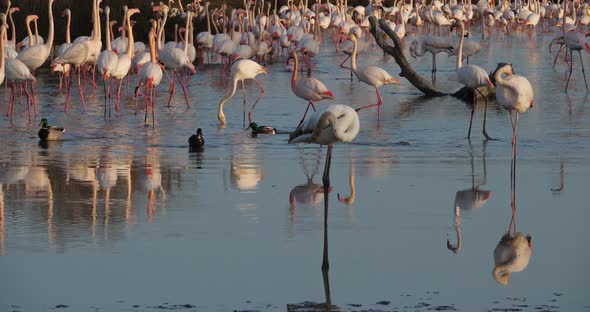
[259,66,268,74]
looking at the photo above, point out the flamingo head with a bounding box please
[231,53,240,62]
[258,66,268,75]
[186,62,196,74]
[272,32,279,39]
[61,9,70,17]
[287,34,293,41]
[10,7,20,14]
[128,8,141,16]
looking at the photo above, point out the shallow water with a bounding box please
[0,29,589,312]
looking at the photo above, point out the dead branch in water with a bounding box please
[368,16,481,101]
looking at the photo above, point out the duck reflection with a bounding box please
[447,142,491,254]
[492,148,532,286]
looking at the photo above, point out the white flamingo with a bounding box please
[450,18,494,140]
[493,63,534,163]
[137,20,163,125]
[289,104,360,200]
[97,6,118,117]
[348,33,400,122]
[217,59,267,125]
[290,51,334,128]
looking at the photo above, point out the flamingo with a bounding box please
[5,57,35,122]
[290,50,334,128]
[493,63,534,163]
[217,59,267,126]
[137,20,163,125]
[564,29,590,93]
[97,5,118,117]
[16,0,54,113]
[110,8,140,111]
[289,104,360,214]
[450,18,494,140]
[409,36,454,81]
[348,33,400,122]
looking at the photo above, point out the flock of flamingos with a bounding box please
[0,0,588,286]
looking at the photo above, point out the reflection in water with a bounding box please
[551,160,565,193]
[447,142,491,254]
[0,184,4,256]
[492,147,532,286]
[337,157,356,205]
[289,148,332,238]
[142,148,166,223]
[230,143,264,192]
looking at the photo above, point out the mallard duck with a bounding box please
[38,118,65,141]
[249,122,276,135]
[188,128,205,151]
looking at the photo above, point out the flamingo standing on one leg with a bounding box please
[493,63,534,163]
[348,33,400,124]
[290,51,334,129]
[451,18,494,140]
[217,59,267,126]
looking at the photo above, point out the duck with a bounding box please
[38,118,65,141]
[249,122,276,135]
[188,128,205,151]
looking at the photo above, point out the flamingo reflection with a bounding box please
[551,160,565,193]
[142,149,165,222]
[492,148,532,286]
[447,143,491,254]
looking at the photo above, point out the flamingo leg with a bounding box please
[115,79,123,112]
[174,71,190,108]
[152,86,156,125]
[296,101,314,130]
[247,78,265,124]
[23,84,32,122]
[166,73,176,107]
[565,49,574,93]
[579,51,589,93]
[103,79,108,119]
[474,88,493,140]
[64,67,75,112]
[467,87,478,139]
[432,53,437,82]
[77,67,87,111]
[354,86,383,112]
[242,80,247,127]
[553,45,564,72]
[321,143,332,308]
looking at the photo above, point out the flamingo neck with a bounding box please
[494,67,514,90]
[105,9,112,51]
[492,266,510,285]
[127,12,135,58]
[350,36,358,72]
[65,12,71,43]
[45,0,54,49]
[291,53,298,91]
[9,9,16,44]
[149,32,157,63]
[184,12,191,54]
[218,77,239,123]
[174,24,178,43]
[26,19,33,47]
[1,26,5,72]
[206,4,211,33]
[34,19,39,45]
[157,10,168,50]
[457,20,464,69]
[121,7,128,38]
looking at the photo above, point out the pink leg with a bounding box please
[166,73,176,107]
[247,79,265,124]
[116,79,123,112]
[78,67,87,111]
[64,67,75,112]
[175,71,190,108]
[23,83,32,122]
